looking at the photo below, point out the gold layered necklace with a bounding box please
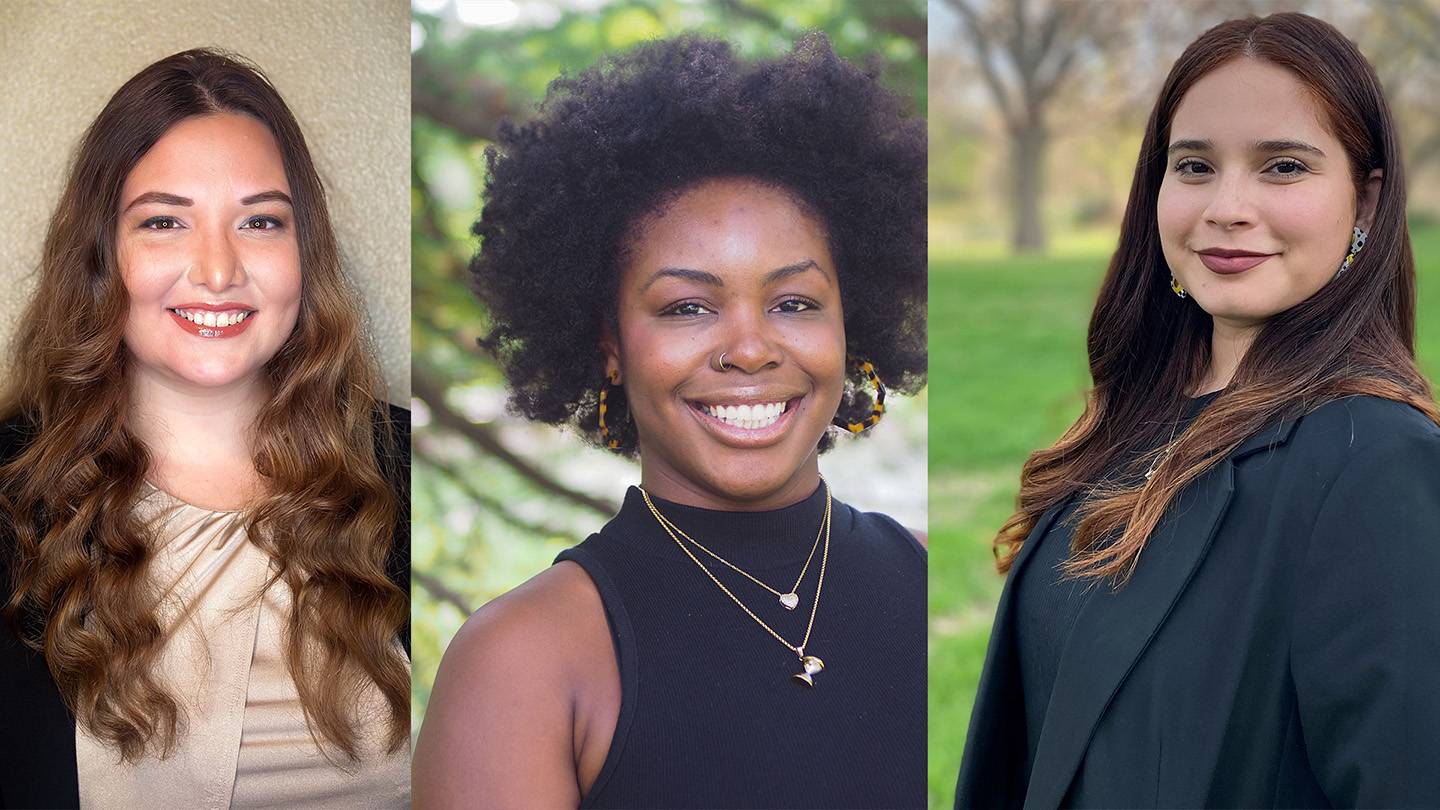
[640,481,831,687]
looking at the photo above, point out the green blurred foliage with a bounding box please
[410,0,926,741]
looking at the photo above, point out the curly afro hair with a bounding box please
[471,32,927,455]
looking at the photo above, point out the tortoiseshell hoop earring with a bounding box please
[832,358,886,433]
[597,370,623,451]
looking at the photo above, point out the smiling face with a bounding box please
[607,177,847,510]
[117,112,301,393]
[1158,58,1379,333]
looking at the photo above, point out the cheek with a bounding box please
[1155,180,1198,246]
[1267,185,1352,248]
[117,240,173,304]
[256,244,303,306]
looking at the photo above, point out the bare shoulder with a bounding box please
[412,561,614,810]
[454,560,607,659]
[909,527,928,551]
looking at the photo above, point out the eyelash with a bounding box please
[242,215,286,231]
[1263,159,1309,177]
[137,215,287,231]
[139,216,183,230]
[659,297,821,317]
[1172,158,1311,178]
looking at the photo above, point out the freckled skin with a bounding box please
[117,112,301,395]
[605,177,848,511]
[1158,58,1378,334]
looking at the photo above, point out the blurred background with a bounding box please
[928,0,1440,807]
[409,0,928,744]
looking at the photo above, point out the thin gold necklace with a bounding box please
[640,481,831,687]
[646,496,824,611]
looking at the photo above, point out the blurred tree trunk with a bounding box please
[945,0,1119,254]
[1012,125,1047,253]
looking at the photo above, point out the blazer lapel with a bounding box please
[956,494,1075,808]
[1022,461,1237,810]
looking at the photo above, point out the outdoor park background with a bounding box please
[408,0,928,747]
[928,1,1440,807]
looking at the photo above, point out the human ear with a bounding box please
[600,322,622,384]
[1356,168,1382,232]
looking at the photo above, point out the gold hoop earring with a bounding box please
[1171,275,1187,299]
[833,358,886,433]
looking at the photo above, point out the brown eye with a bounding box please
[1267,159,1308,177]
[242,216,285,231]
[774,298,817,313]
[141,216,182,230]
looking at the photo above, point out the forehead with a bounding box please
[624,177,832,281]
[1170,58,1335,149]
[120,112,290,200]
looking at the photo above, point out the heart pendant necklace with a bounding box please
[645,487,825,612]
[642,481,832,686]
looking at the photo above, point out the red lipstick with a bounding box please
[167,302,257,339]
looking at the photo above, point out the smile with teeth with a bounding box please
[703,401,788,430]
[170,308,252,327]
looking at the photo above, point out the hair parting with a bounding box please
[0,48,407,761]
[996,13,1439,582]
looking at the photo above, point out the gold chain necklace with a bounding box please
[646,497,824,611]
[640,481,831,687]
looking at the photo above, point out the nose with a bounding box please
[186,228,247,292]
[1203,170,1257,231]
[717,306,783,373]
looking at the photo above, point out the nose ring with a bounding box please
[711,352,731,372]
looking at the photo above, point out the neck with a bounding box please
[640,453,822,512]
[1197,316,1261,395]
[128,370,269,507]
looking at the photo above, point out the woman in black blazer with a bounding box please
[957,14,1440,808]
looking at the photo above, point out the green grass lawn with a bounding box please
[927,224,1440,810]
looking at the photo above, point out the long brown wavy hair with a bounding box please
[0,49,408,761]
[997,13,1439,581]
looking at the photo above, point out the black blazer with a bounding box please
[0,406,410,809]
[956,395,1440,808]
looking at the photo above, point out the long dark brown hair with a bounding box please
[0,49,407,761]
[998,13,1439,581]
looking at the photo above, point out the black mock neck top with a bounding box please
[555,483,926,809]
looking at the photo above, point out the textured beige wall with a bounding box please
[0,0,410,400]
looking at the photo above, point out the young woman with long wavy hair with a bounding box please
[957,13,1440,808]
[413,34,927,809]
[0,50,409,808]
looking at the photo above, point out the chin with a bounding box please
[165,356,266,390]
[695,450,815,502]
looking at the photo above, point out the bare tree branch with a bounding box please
[413,570,474,616]
[416,446,576,539]
[413,369,618,518]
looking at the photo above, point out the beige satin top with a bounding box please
[76,487,409,809]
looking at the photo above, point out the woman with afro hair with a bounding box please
[413,33,927,809]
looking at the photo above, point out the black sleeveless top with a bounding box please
[555,483,926,809]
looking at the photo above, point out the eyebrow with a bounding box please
[641,267,725,292]
[763,259,826,285]
[121,188,293,213]
[1166,138,1326,158]
[639,259,827,293]
[122,191,192,212]
[241,189,294,206]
